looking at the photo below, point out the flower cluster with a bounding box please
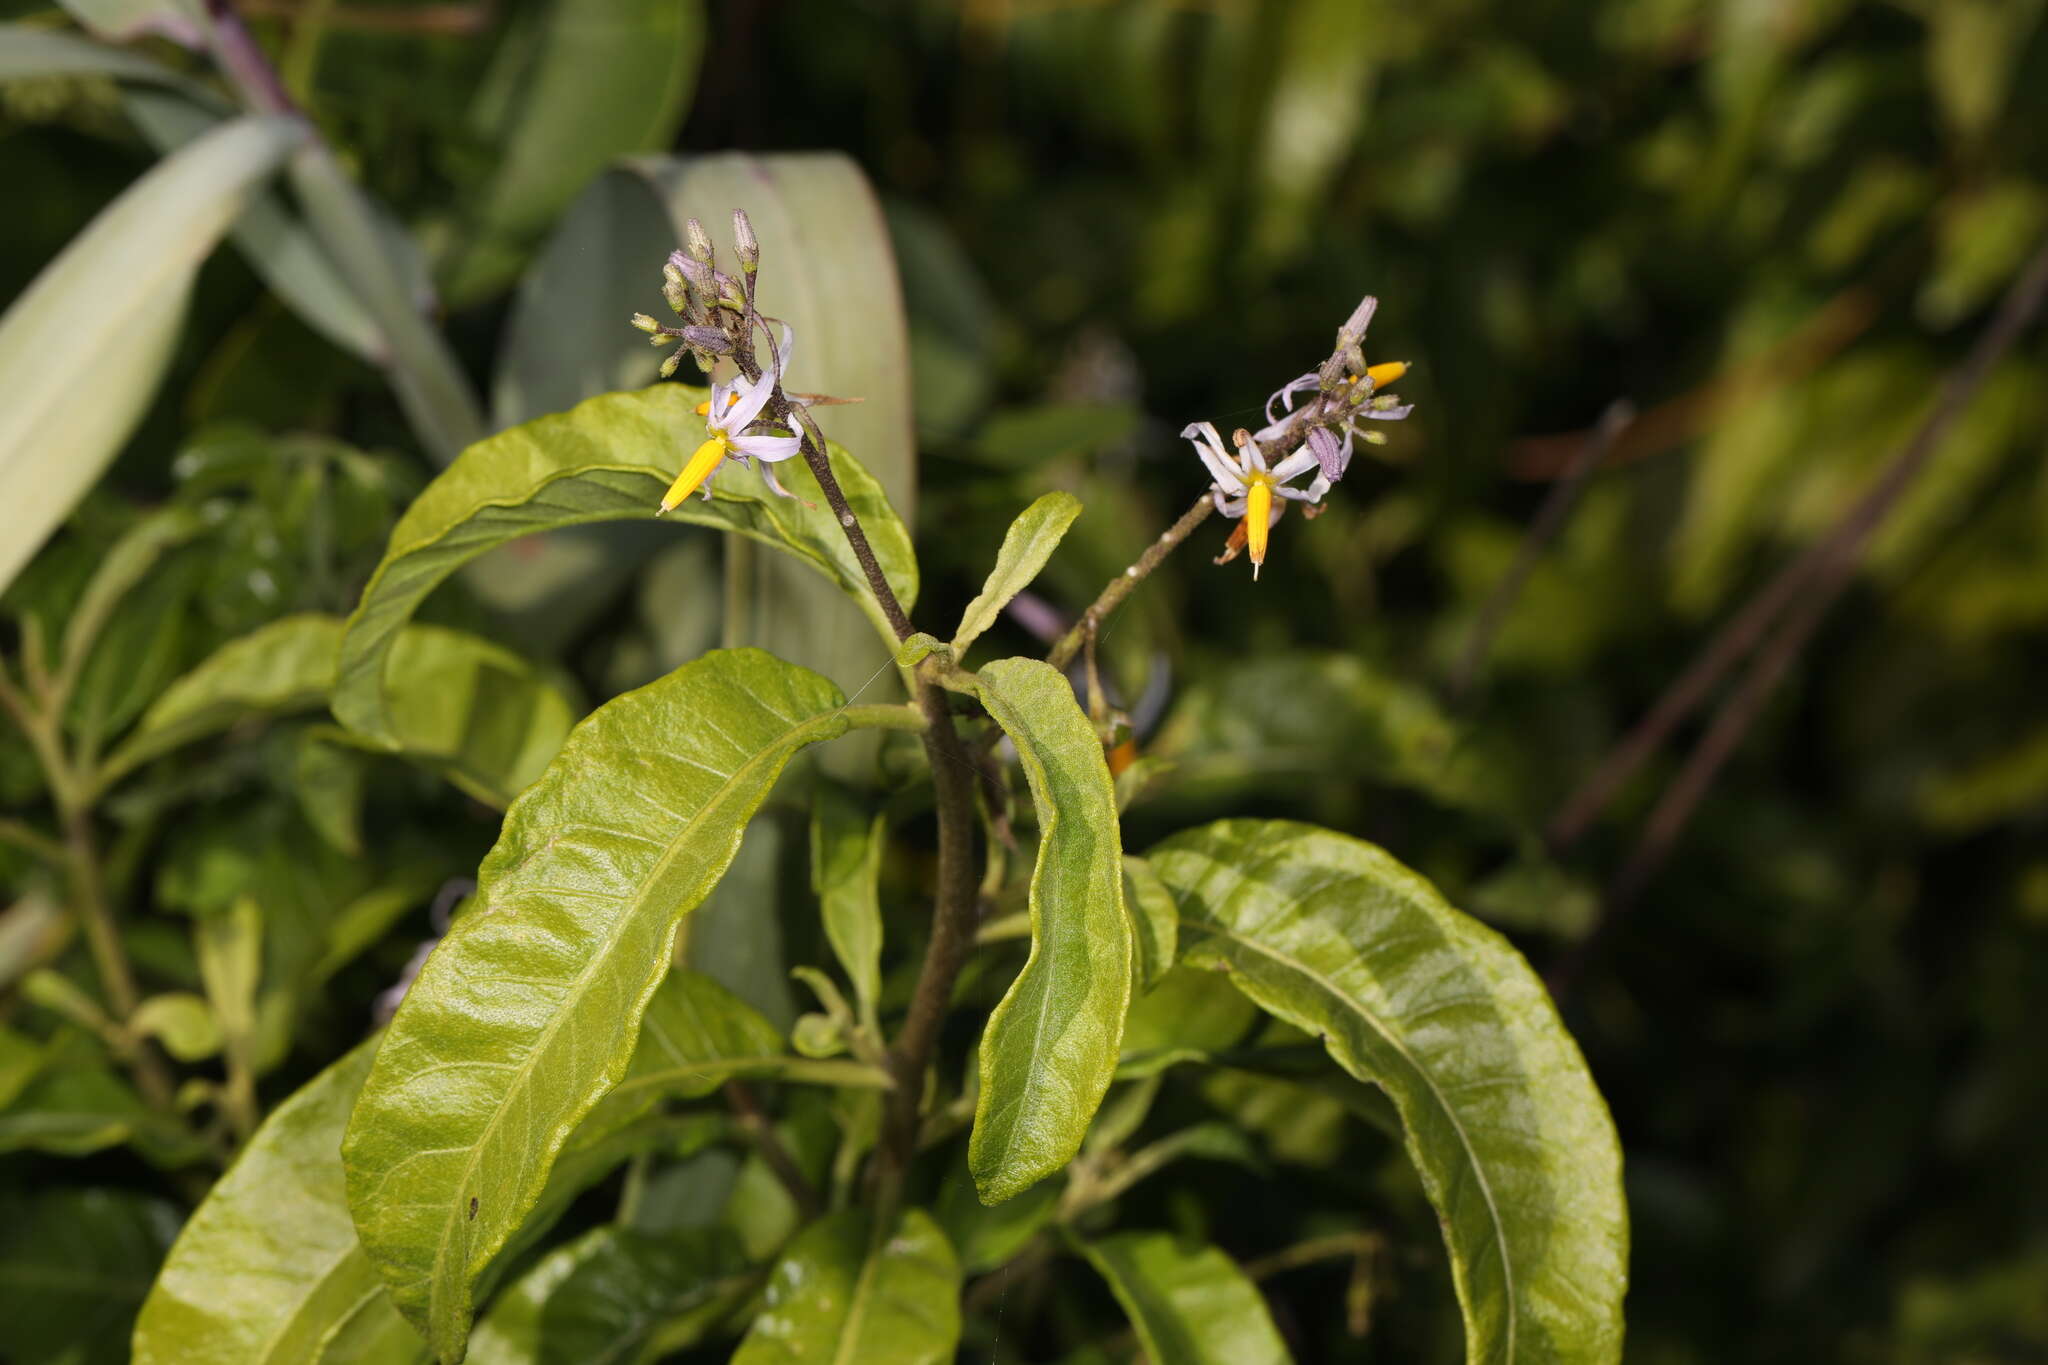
[630,210,807,512]
[1182,295,1413,578]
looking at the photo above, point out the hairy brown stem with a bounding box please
[1548,237,2048,853]
[1048,493,1214,674]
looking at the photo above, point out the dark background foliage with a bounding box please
[4,0,2047,1361]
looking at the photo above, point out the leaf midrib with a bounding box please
[1181,913,1517,1360]
[417,700,844,1342]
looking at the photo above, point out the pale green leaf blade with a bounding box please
[731,1208,960,1365]
[809,783,885,1030]
[342,649,852,1359]
[376,625,579,809]
[54,0,203,43]
[1121,854,1178,993]
[467,1225,746,1365]
[1,1188,181,1365]
[951,491,1082,652]
[332,385,916,748]
[1148,820,1629,1365]
[0,24,211,96]
[133,1041,423,1365]
[0,113,305,593]
[101,614,342,787]
[968,658,1131,1203]
[55,504,204,673]
[1076,1230,1292,1365]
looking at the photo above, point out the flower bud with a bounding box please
[684,216,714,265]
[682,325,733,355]
[675,253,715,296]
[629,312,661,334]
[1337,294,1378,345]
[659,352,682,379]
[733,209,759,274]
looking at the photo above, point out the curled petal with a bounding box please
[1264,372,1318,424]
[1269,445,1320,485]
[723,373,777,430]
[730,431,802,462]
[1182,421,1245,494]
[1364,402,1414,421]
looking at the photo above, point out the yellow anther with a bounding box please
[1245,478,1273,580]
[1366,360,1409,389]
[660,436,727,512]
[693,391,744,419]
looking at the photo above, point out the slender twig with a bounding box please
[788,411,919,643]
[1048,494,1214,674]
[1454,400,1634,698]
[724,1080,822,1220]
[204,0,305,115]
[1550,235,2048,988]
[1548,237,2048,853]
[0,817,65,865]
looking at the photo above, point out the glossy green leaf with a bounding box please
[952,491,1083,652]
[342,649,855,1359]
[445,0,705,303]
[1075,1230,1292,1365]
[584,969,884,1135]
[133,1042,423,1365]
[1148,820,1629,1365]
[968,658,1131,1204]
[1,1188,181,1365]
[1121,854,1178,993]
[730,1208,960,1365]
[375,625,579,809]
[467,1225,746,1365]
[809,783,885,1030]
[332,384,916,748]
[0,113,305,593]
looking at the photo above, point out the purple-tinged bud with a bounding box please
[733,209,759,275]
[684,217,714,265]
[1307,426,1349,481]
[1337,294,1378,345]
[682,325,733,355]
[674,254,715,296]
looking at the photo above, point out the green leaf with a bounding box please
[342,649,855,1359]
[730,1208,960,1365]
[467,1225,746,1365]
[55,505,203,682]
[967,658,1131,1204]
[1075,1230,1292,1365]
[0,1052,203,1164]
[130,992,220,1063]
[1121,854,1178,993]
[53,0,203,43]
[133,1042,423,1365]
[0,23,209,90]
[1,1188,181,1365]
[935,1151,1060,1274]
[810,783,885,1031]
[332,385,917,748]
[952,491,1083,652]
[444,0,705,303]
[0,113,304,593]
[1148,820,1629,1365]
[101,614,342,787]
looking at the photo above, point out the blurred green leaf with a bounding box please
[54,0,203,44]
[0,1187,181,1365]
[968,658,1131,1204]
[444,0,705,303]
[810,783,885,1032]
[1150,820,1628,1364]
[132,1041,423,1365]
[936,1150,1060,1275]
[341,650,855,1358]
[1122,853,1178,993]
[129,992,220,1062]
[1076,1230,1292,1365]
[0,113,304,593]
[953,490,1083,653]
[467,1225,746,1365]
[730,1207,960,1365]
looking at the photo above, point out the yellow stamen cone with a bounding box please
[660,437,727,513]
[1366,360,1409,389]
[1245,479,1272,580]
[693,392,743,418]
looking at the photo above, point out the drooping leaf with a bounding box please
[133,1041,423,1365]
[332,385,917,749]
[1075,1230,1292,1365]
[0,1187,181,1365]
[342,650,858,1358]
[1149,820,1629,1365]
[952,490,1083,653]
[0,113,305,592]
[967,658,1132,1204]
[466,1225,746,1365]
[809,782,885,1031]
[730,1208,960,1365]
